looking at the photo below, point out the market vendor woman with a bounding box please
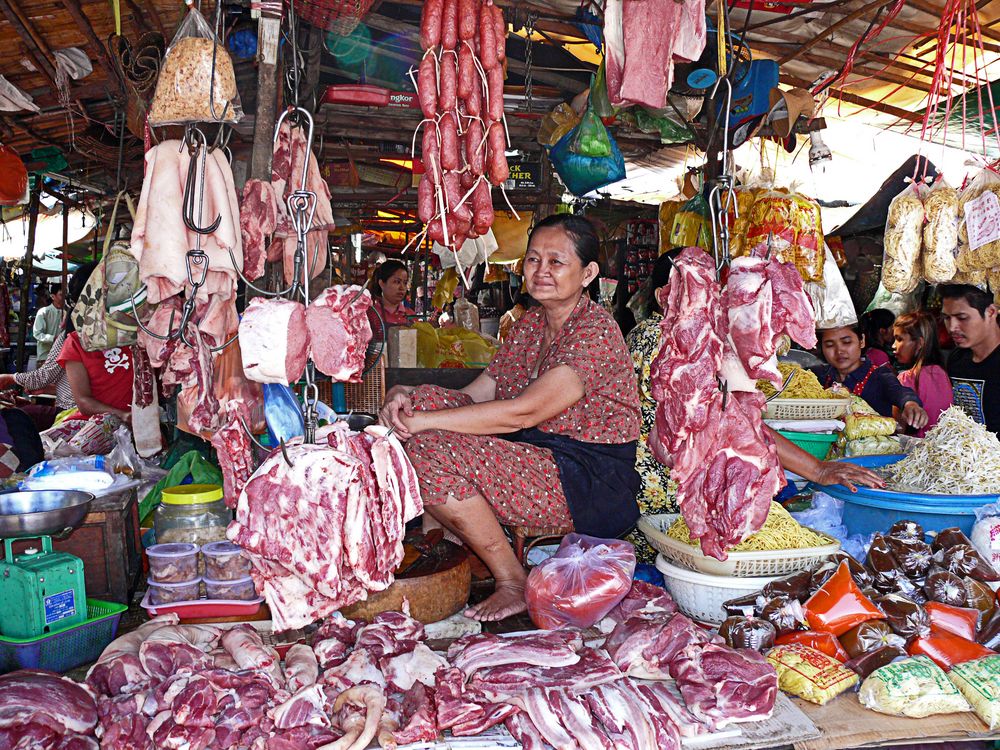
[813,323,928,430]
[379,215,640,621]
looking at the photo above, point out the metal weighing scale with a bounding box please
[0,490,95,639]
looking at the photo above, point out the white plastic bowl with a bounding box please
[655,554,779,625]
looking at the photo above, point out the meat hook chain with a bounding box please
[705,76,735,277]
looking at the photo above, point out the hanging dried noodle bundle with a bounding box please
[922,181,959,283]
[883,185,923,293]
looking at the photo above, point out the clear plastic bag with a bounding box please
[525,533,636,630]
[958,168,1000,271]
[805,244,858,329]
[883,182,925,294]
[922,178,959,283]
[743,189,824,282]
[590,60,614,119]
[537,103,580,147]
[148,7,243,125]
[108,425,142,478]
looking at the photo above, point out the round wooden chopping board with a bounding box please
[342,538,471,623]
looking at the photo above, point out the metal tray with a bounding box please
[0,490,95,539]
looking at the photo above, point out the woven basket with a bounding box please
[344,345,385,414]
[294,0,375,36]
[763,397,850,420]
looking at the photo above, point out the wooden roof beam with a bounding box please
[0,0,60,89]
[57,0,121,95]
[779,73,923,124]
[777,0,899,64]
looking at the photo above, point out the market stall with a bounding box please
[4,0,1000,747]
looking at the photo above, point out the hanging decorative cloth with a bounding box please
[0,74,39,112]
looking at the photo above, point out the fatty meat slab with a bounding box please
[239,297,309,385]
[305,286,374,382]
[0,670,99,750]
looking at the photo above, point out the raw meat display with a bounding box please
[304,285,374,382]
[271,121,335,285]
[525,533,636,630]
[0,670,98,750]
[650,247,813,559]
[606,610,720,679]
[240,179,278,282]
[227,425,423,630]
[469,647,624,699]
[238,297,309,385]
[415,0,509,252]
[448,630,584,674]
[604,0,707,109]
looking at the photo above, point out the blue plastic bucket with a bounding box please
[810,455,1000,537]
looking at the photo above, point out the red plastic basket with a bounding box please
[293,0,376,35]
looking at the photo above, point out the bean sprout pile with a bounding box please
[887,407,1000,495]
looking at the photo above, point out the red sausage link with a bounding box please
[444,172,472,225]
[487,64,504,122]
[486,121,509,186]
[457,44,474,101]
[466,119,484,175]
[458,0,478,40]
[471,178,494,235]
[479,3,497,70]
[460,169,475,190]
[465,75,482,117]
[441,0,458,50]
[422,126,441,184]
[418,176,435,223]
[418,55,437,120]
[438,53,457,112]
[491,5,506,62]
[439,112,460,171]
[420,0,443,50]
[428,217,444,244]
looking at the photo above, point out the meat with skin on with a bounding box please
[86,614,179,697]
[269,684,330,730]
[220,625,284,688]
[469,647,623,700]
[381,643,448,691]
[240,179,278,282]
[605,610,720,680]
[0,670,98,736]
[504,712,547,750]
[448,630,583,675]
[392,682,439,745]
[284,644,320,694]
[305,286,374,383]
[239,297,309,385]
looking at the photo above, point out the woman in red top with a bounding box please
[366,259,414,340]
[379,215,641,621]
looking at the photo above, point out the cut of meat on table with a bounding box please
[240,179,278,282]
[633,680,711,739]
[505,712,548,750]
[284,643,320,693]
[381,643,449,691]
[329,684,387,750]
[86,614,179,697]
[220,624,285,688]
[434,667,487,730]
[669,642,778,729]
[448,630,584,675]
[392,682,438,745]
[305,285,374,383]
[0,670,98,748]
[602,580,678,627]
[449,701,518,737]
[469,647,623,700]
[605,610,720,680]
[269,684,330,730]
[239,297,308,385]
[586,681,658,750]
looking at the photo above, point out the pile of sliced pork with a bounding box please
[227,423,424,632]
[7,580,776,750]
[650,248,817,560]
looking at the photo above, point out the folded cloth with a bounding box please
[765,419,845,433]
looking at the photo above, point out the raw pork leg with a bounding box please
[305,285,373,382]
[239,297,308,385]
[220,624,284,688]
[284,644,320,693]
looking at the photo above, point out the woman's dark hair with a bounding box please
[650,249,682,312]
[861,308,895,351]
[367,259,408,298]
[64,261,97,335]
[893,311,943,388]
[817,323,864,346]
[528,214,601,269]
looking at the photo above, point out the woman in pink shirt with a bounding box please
[893,311,953,437]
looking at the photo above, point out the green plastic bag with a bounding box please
[139,449,223,523]
[591,61,614,119]
[571,95,612,158]
[634,107,692,145]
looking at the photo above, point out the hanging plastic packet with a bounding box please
[774,631,849,662]
[670,194,712,250]
[759,596,808,634]
[149,7,243,125]
[949,655,1000,728]
[804,561,884,636]
[922,177,959,283]
[882,181,925,294]
[537,103,580,147]
[590,60,614,120]
[860,656,972,718]
[885,535,933,579]
[766,644,859,705]
[547,126,625,196]
[571,88,612,158]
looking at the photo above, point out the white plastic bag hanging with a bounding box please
[805,244,857,329]
[148,7,243,125]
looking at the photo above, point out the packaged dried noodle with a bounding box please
[766,643,859,704]
[670,195,712,250]
[743,189,824,282]
[958,168,1000,271]
[149,7,243,125]
[728,188,760,259]
[990,268,1000,305]
[658,200,683,255]
[883,182,924,293]
[844,412,897,440]
[949,655,1000,728]
[860,656,972,718]
[922,178,959,283]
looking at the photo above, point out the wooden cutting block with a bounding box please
[342,540,471,624]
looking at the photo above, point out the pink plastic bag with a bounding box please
[525,534,636,630]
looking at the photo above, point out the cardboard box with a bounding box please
[388,327,418,368]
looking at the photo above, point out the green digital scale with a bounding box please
[0,490,94,639]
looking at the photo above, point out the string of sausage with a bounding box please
[416,0,509,251]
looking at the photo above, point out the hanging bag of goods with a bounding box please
[743,189,825,282]
[0,144,27,206]
[957,168,1000,272]
[148,6,243,125]
[882,181,925,293]
[922,177,959,283]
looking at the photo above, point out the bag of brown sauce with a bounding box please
[877,593,931,639]
[719,616,776,652]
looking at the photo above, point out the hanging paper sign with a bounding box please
[965,191,1000,251]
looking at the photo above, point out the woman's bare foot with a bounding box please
[464,580,527,622]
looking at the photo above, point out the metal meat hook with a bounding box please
[182,128,223,235]
[273,106,315,195]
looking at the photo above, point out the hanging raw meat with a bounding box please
[239,297,309,385]
[305,285,374,382]
[240,179,278,282]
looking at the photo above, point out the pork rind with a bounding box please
[860,656,972,718]
[922,179,959,283]
[149,8,243,125]
[949,655,1000,728]
[957,169,1000,271]
[883,182,924,293]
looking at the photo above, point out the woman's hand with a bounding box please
[900,401,928,430]
[812,461,886,492]
[379,386,416,440]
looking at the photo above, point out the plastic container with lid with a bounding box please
[204,575,257,601]
[154,484,230,547]
[202,541,251,581]
[146,542,200,583]
[148,578,202,605]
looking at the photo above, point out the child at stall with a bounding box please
[893,311,953,437]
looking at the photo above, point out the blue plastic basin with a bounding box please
[809,454,1000,537]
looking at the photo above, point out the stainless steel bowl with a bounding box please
[0,490,95,539]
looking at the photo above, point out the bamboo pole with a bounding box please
[16,186,39,371]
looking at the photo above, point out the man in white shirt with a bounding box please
[32,284,65,365]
